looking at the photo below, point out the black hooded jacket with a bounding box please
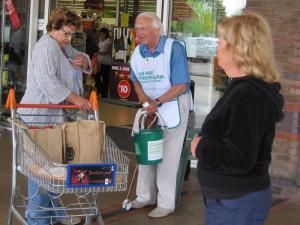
[196,76,284,199]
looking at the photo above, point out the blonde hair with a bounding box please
[219,12,280,82]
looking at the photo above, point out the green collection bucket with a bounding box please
[134,128,163,165]
[132,110,164,165]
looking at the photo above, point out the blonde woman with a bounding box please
[191,12,284,225]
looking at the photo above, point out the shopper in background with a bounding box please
[19,7,92,225]
[191,12,284,225]
[85,19,100,58]
[130,12,191,218]
[94,27,112,98]
[10,24,25,64]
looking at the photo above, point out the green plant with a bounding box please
[187,0,214,34]
[172,0,214,35]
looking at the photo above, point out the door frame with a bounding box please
[156,0,171,35]
[27,0,50,74]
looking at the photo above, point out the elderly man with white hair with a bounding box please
[130,12,191,218]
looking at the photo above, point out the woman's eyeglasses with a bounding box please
[60,27,74,38]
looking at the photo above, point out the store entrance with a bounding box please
[1,0,30,105]
[0,0,52,122]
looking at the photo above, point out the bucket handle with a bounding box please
[132,108,165,136]
[140,114,156,129]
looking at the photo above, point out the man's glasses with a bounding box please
[134,26,151,32]
[60,27,74,38]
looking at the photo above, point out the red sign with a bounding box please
[117,79,131,98]
[109,64,138,102]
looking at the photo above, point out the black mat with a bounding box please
[106,126,134,152]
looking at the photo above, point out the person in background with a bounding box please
[10,24,25,64]
[191,12,284,225]
[71,25,87,53]
[85,19,100,58]
[18,7,92,225]
[130,12,191,218]
[94,27,112,98]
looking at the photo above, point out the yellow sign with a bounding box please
[120,13,129,27]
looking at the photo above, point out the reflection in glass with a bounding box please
[2,0,30,104]
[170,0,226,94]
[171,0,216,36]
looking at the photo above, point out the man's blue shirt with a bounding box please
[130,35,191,88]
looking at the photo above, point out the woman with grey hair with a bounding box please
[19,7,92,225]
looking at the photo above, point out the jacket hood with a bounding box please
[232,76,284,122]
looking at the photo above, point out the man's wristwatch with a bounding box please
[155,98,163,107]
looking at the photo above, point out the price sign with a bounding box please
[117,79,131,98]
[109,64,139,102]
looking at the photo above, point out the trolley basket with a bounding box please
[6,89,129,225]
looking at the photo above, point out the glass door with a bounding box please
[169,0,219,66]
[0,0,51,120]
[1,0,31,107]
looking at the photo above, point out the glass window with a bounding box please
[170,0,226,75]
[171,0,216,36]
[1,0,30,104]
[56,0,157,27]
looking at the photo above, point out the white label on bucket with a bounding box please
[147,140,163,161]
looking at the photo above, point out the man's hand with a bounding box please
[144,99,159,114]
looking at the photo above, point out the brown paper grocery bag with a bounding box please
[27,127,64,163]
[61,120,105,164]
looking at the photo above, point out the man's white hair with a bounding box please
[136,12,164,35]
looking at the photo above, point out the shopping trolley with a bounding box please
[6,89,129,225]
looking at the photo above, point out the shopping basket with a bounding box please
[6,89,129,225]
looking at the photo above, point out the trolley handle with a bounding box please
[15,104,80,109]
[5,88,99,112]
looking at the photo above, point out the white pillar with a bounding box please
[222,0,247,17]
[156,0,171,35]
[27,0,39,74]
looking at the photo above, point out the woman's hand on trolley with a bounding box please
[66,92,92,111]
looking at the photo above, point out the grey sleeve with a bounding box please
[33,43,71,104]
[65,44,80,58]
[65,44,92,75]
